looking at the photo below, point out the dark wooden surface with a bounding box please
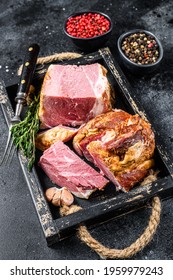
[0,0,173,260]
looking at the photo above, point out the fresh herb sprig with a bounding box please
[11,94,40,171]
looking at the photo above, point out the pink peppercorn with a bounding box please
[66,12,111,38]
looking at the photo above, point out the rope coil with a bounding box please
[60,197,161,259]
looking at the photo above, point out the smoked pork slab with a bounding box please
[39,140,109,199]
[35,125,78,151]
[39,63,112,128]
[73,109,155,192]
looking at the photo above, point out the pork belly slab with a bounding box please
[39,141,109,199]
[73,109,155,192]
[39,63,112,128]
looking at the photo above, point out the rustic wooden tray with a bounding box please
[0,47,173,246]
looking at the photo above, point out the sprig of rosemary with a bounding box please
[11,94,40,171]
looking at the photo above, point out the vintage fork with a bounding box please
[0,43,40,166]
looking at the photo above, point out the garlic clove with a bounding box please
[45,187,57,202]
[52,189,62,206]
[61,188,74,206]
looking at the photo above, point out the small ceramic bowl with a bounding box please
[117,29,163,75]
[64,11,113,52]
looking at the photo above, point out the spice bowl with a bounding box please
[63,11,113,52]
[117,29,163,75]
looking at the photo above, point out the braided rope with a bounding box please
[60,197,161,259]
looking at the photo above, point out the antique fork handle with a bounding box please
[13,43,40,120]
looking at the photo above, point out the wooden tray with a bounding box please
[1,47,173,246]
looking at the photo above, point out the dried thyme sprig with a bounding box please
[11,94,40,171]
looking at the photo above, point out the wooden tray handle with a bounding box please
[60,196,161,259]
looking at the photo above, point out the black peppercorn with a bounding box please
[121,32,160,65]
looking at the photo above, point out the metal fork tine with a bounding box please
[5,145,16,166]
[3,139,16,166]
[0,129,17,166]
[0,130,12,166]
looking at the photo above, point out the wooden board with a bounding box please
[0,47,173,246]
